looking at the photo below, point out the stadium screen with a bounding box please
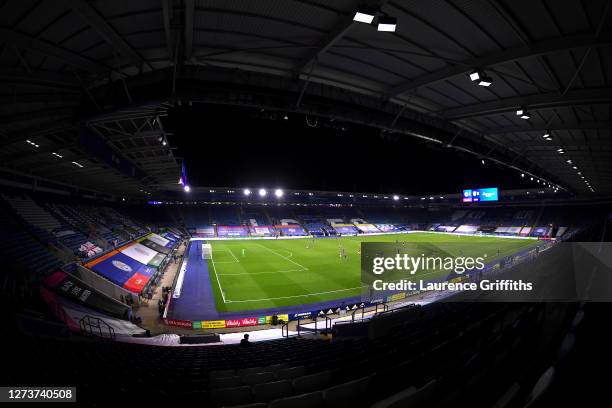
[462,187,498,203]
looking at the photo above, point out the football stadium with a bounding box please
[1,0,612,406]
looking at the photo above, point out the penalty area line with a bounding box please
[255,243,309,271]
[209,254,227,304]
[225,286,363,303]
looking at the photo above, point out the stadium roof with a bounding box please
[0,0,611,197]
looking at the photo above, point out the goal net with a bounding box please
[202,244,213,260]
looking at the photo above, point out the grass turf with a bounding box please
[204,233,538,313]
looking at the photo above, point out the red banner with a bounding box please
[225,317,258,328]
[165,318,192,328]
[124,272,149,293]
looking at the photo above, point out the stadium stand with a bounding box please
[6,299,598,406]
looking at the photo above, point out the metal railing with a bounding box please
[79,315,116,340]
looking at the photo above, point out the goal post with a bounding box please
[202,244,213,260]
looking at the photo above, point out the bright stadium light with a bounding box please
[259,188,267,197]
[521,173,525,178]
[393,195,399,201]
[184,185,191,193]
[353,7,376,24]
[275,189,284,198]
[243,188,251,196]
[469,71,481,82]
[377,16,397,32]
[478,76,493,87]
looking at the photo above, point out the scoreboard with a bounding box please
[462,187,498,203]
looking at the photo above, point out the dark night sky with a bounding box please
[164,104,534,195]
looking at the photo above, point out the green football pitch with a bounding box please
[205,233,538,313]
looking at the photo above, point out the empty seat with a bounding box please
[371,379,436,408]
[323,376,370,408]
[211,385,252,407]
[269,391,324,408]
[293,371,331,394]
[264,363,289,374]
[210,369,235,380]
[276,366,305,380]
[253,380,293,403]
[210,375,242,389]
[238,367,263,378]
[244,372,276,386]
[524,367,555,408]
[491,383,521,408]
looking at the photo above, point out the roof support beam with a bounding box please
[162,0,174,61]
[0,67,80,90]
[184,0,195,61]
[294,15,355,74]
[486,121,612,135]
[67,0,144,67]
[0,27,102,73]
[441,88,612,120]
[386,32,612,98]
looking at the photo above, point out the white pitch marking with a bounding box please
[209,253,227,304]
[225,286,363,303]
[217,268,305,276]
[254,243,309,271]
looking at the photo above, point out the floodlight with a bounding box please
[516,108,524,116]
[243,188,251,196]
[377,16,397,32]
[259,188,267,197]
[353,8,376,24]
[275,189,284,198]
[469,71,481,81]
[520,112,531,119]
[393,195,399,201]
[184,185,190,193]
[478,76,492,86]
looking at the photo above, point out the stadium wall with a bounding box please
[72,264,134,303]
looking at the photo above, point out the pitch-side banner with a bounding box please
[360,242,612,302]
[148,233,170,247]
[121,243,160,265]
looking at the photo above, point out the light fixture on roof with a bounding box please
[184,185,191,193]
[243,188,251,196]
[481,159,486,165]
[259,188,267,197]
[26,140,40,148]
[52,152,63,158]
[478,76,493,87]
[275,189,284,198]
[393,195,399,201]
[71,161,84,168]
[543,131,552,140]
[283,114,288,120]
[377,16,397,32]
[515,107,531,119]
[353,7,376,24]
[162,140,167,146]
[468,70,492,86]
[521,173,525,177]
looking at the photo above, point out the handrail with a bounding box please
[79,315,116,340]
